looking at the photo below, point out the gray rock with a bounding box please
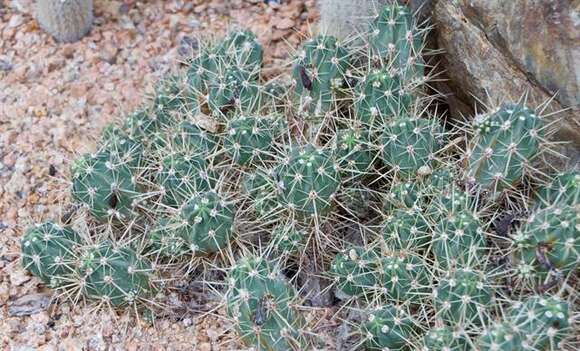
[434,0,580,160]
[0,58,13,72]
[8,293,51,317]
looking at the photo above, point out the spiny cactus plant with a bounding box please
[378,250,430,304]
[368,3,422,75]
[184,29,264,119]
[21,222,84,287]
[382,207,430,251]
[153,74,189,115]
[292,34,351,116]
[354,69,412,128]
[477,321,524,351]
[148,217,189,259]
[154,152,213,208]
[208,65,262,116]
[70,151,140,222]
[78,240,155,307]
[268,222,306,257]
[156,191,234,257]
[100,125,145,168]
[511,203,579,285]
[382,116,443,179]
[359,304,419,350]
[122,108,172,145]
[275,144,341,218]
[535,170,580,208]
[330,246,381,297]
[242,167,281,218]
[421,325,468,351]
[334,127,374,177]
[226,255,307,350]
[507,295,570,349]
[433,268,493,327]
[427,187,486,269]
[19,3,580,349]
[465,103,545,197]
[168,121,218,156]
[216,30,263,70]
[223,114,281,167]
[382,180,420,212]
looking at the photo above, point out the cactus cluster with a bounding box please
[226,255,306,350]
[20,3,578,350]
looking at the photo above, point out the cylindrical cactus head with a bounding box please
[276,144,341,218]
[99,125,145,169]
[368,4,421,72]
[269,222,306,257]
[147,217,189,259]
[427,187,485,269]
[174,191,234,256]
[167,121,218,156]
[154,151,213,208]
[382,117,443,180]
[382,207,430,251]
[511,204,579,282]
[78,241,155,307]
[334,127,374,178]
[122,108,174,144]
[477,321,525,351]
[226,255,306,351]
[535,170,580,208]
[216,30,263,71]
[242,167,281,218]
[186,30,262,106]
[354,69,412,128]
[329,246,381,297]
[377,250,430,305]
[70,151,140,222]
[423,165,457,195]
[292,34,350,115]
[21,222,84,287]
[508,295,570,349]
[360,304,418,351]
[433,268,493,327]
[382,180,420,213]
[430,211,485,270]
[224,115,280,167]
[208,65,261,118]
[465,103,544,196]
[421,325,469,351]
[153,74,188,115]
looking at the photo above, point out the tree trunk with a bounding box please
[36,0,93,43]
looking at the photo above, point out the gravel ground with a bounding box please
[0,0,319,349]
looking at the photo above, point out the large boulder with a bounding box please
[434,0,580,161]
